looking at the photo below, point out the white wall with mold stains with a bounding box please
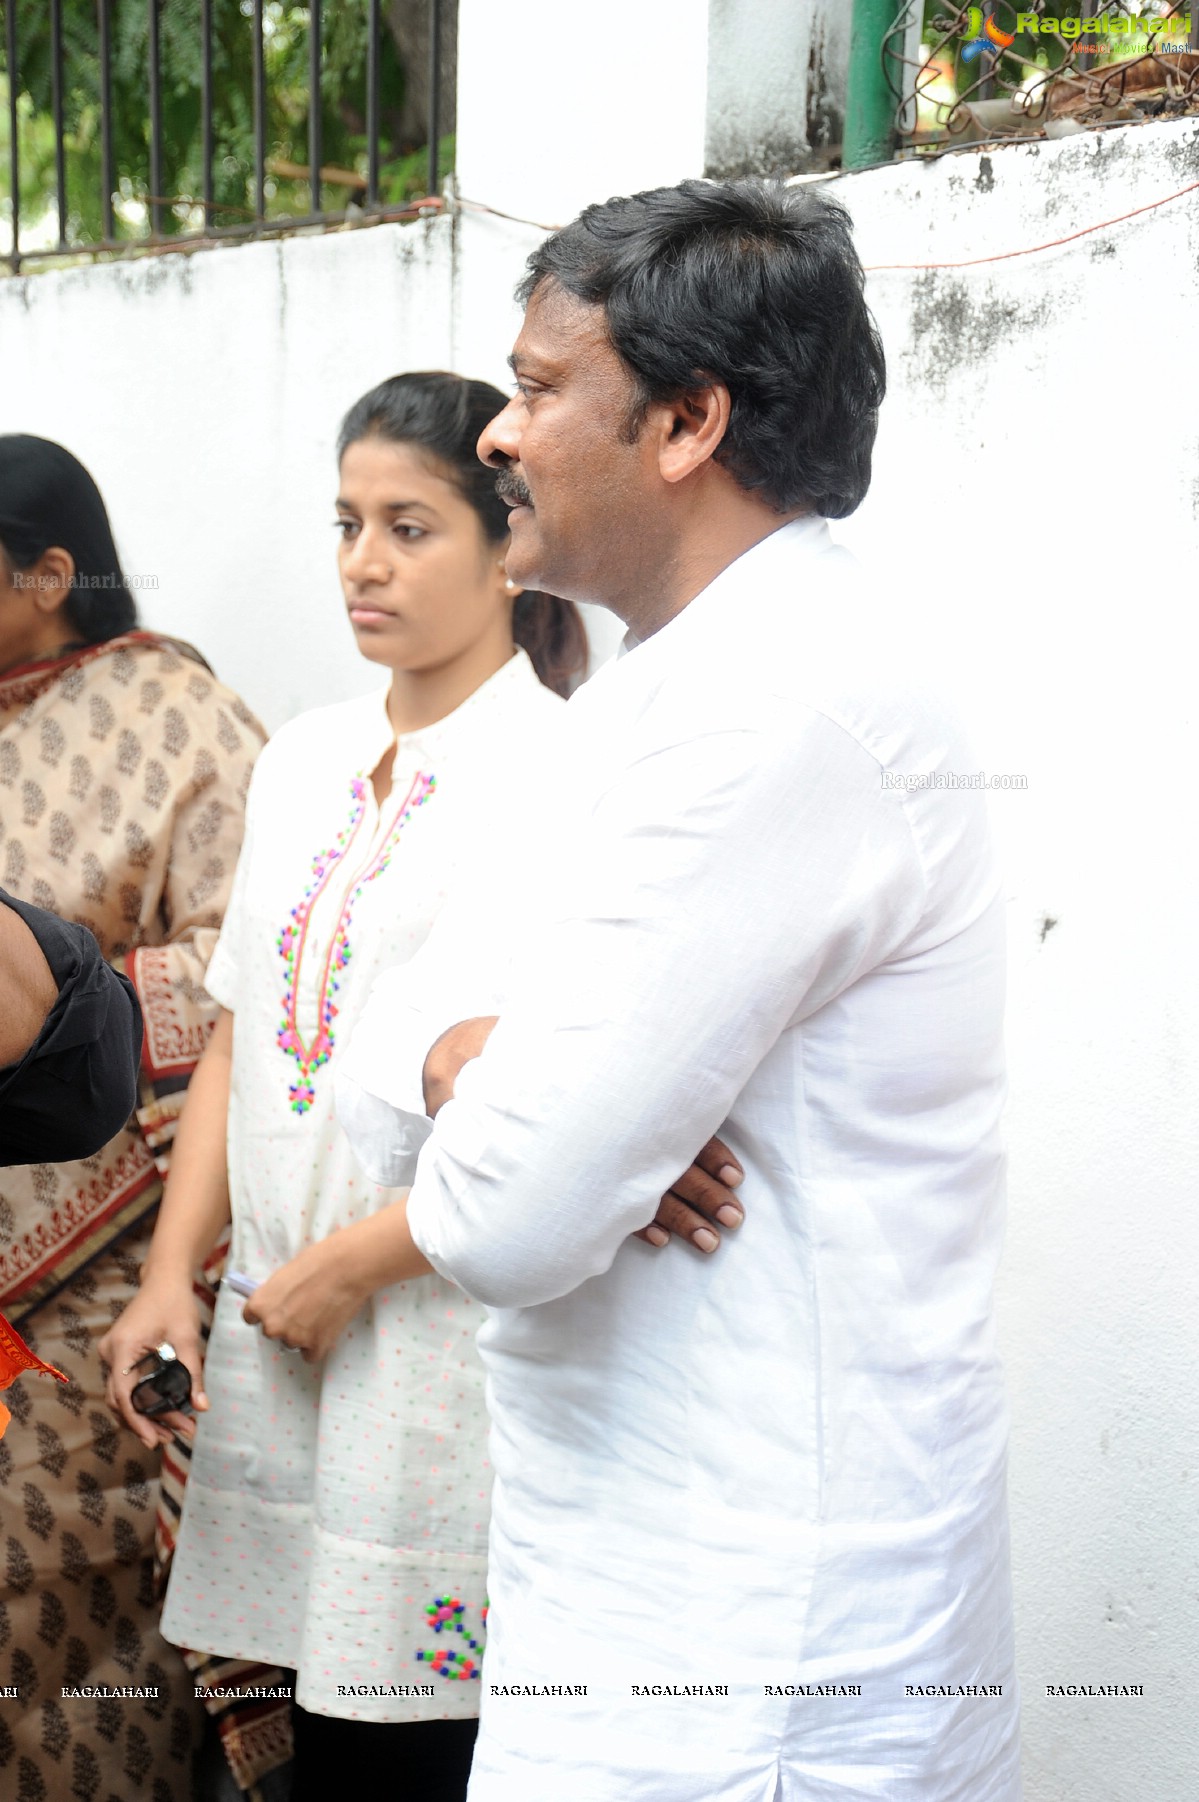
[706,0,850,177]
[0,217,460,727]
[0,204,627,724]
[1,12,1197,1794]
[835,115,1199,1802]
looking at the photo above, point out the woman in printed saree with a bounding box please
[0,435,266,1797]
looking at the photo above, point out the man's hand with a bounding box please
[421,1015,745,1256]
[422,1015,499,1118]
[639,1134,744,1255]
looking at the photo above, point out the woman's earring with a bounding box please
[505,578,518,593]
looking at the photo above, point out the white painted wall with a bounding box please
[833,116,1199,1802]
[455,0,710,229]
[0,209,625,725]
[0,220,458,728]
[706,0,850,175]
[1,7,1196,1794]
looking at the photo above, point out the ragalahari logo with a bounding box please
[962,6,1017,60]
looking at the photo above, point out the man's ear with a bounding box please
[655,381,731,487]
[29,546,76,615]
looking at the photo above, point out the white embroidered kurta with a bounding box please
[160,651,563,1722]
[339,519,1021,1798]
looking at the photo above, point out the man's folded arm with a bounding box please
[397,710,924,1308]
[336,884,514,1186]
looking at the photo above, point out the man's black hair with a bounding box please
[518,178,886,520]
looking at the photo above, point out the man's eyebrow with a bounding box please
[508,349,554,377]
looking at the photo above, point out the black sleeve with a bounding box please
[0,889,144,1168]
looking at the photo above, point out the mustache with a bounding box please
[494,468,532,509]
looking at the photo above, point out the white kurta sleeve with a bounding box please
[404,704,928,1307]
[334,963,454,1186]
[335,876,517,1186]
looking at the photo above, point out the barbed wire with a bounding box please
[887,1,1199,147]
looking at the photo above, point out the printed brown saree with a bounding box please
[0,631,264,1799]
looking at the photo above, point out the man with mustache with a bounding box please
[340,179,1019,1801]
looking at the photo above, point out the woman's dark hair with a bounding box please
[0,435,138,642]
[517,178,886,520]
[337,372,588,698]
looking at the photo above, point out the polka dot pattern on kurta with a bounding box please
[160,659,560,1723]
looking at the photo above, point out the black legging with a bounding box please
[290,1707,478,1802]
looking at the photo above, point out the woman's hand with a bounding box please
[242,1233,371,1364]
[99,1274,207,1450]
[237,1135,742,1366]
[636,1134,744,1255]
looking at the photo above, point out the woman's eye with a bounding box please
[394,524,426,541]
[333,519,358,538]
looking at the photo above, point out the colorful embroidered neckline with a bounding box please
[276,769,435,1114]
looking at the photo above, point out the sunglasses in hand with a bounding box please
[129,1343,194,1419]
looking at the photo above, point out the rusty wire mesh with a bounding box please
[885,2,1199,151]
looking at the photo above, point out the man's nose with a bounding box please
[477,395,522,469]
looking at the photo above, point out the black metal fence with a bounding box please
[1,0,456,274]
[886,1,1199,152]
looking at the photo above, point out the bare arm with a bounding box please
[99,1007,234,1447]
[241,1195,434,1362]
[0,901,61,1065]
[244,1010,744,1364]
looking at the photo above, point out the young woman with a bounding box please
[98,374,584,1801]
[101,373,742,1802]
[0,434,265,1797]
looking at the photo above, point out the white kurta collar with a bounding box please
[616,514,834,661]
[357,648,545,770]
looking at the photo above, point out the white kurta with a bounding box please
[339,519,1021,1798]
[160,651,562,1722]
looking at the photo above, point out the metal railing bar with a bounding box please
[2,195,447,274]
[148,0,163,236]
[201,0,214,218]
[2,0,462,275]
[308,0,322,215]
[427,0,442,198]
[50,0,66,246]
[4,0,20,271]
[252,0,266,220]
[98,0,115,242]
[366,0,380,208]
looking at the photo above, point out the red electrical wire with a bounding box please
[863,175,1199,270]
[459,175,1199,269]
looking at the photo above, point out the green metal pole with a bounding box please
[843,0,898,171]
